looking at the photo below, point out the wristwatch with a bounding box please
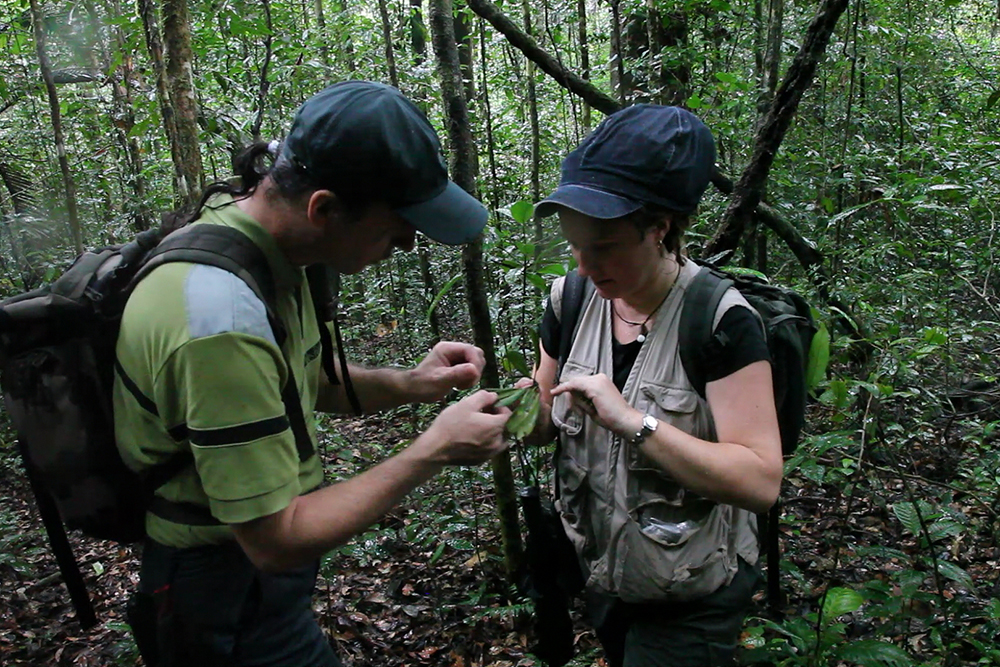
[628,414,658,445]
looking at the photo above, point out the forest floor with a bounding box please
[2,394,999,666]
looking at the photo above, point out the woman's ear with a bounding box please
[306,190,340,231]
[655,214,672,245]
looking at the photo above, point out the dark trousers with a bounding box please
[129,539,341,667]
[589,557,760,667]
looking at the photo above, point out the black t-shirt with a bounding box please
[539,298,770,391]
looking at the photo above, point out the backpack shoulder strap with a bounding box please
[679,265,735,398]
[131,224,315,463]
[305,264,362,416]
[556,269,594,377]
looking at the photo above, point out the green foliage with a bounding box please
[744,587,914,667]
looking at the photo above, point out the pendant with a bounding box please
[636,334,646,343]
[636,325,648,344]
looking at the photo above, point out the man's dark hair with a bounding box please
[173,142,373,231]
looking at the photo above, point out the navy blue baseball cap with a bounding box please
[536,105,716,219]
[281,81,486,245]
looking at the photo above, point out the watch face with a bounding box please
[643,414,658,432]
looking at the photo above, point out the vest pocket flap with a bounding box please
[641,384,700,414]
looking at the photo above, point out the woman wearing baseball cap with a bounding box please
[525,105,783,666]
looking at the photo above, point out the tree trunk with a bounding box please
[577,0,590,130]
[609,0,626,104]
[378,0,400,87]
[521,0,540,205]
[478,17,501,214]
[314,0,332,76]
[250,0,274,141]
[655,9,690,105]
[705,0,850,261]
[88,0,152,231]
[333,0,357,73]
[454,2,477,109]
[162,0,203,209]
[429,0,524,580]
[408,0,442,343]
[139,0,183,209]
[30,0,83,254]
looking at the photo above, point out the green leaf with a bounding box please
[427,273,462,319]
[494,386,529,408]
[892,502,922,536]
[687,94,703,109]
[509,200,535,225]
[985,89,1000,112]
[821,587,864,621]
[921,327,948,345]
[506,387,541,440]
[503,348,532,377]
[935,560,975,591]
[806,321,830,391]
[428,541,446,565]
[833,639,913,666]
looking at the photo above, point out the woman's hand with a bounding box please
[550,373,642,438]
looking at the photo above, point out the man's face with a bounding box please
[324,202,417,274]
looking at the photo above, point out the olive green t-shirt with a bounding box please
[113,195,325,548]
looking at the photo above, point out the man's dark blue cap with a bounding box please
[281,81,486,245]
[536,105,716,219]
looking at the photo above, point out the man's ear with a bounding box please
[306,190,340,230]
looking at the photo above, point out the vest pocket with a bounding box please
[616,501,733,603]
[554,453,591,558]
[551,360,595,437]
[628,383,701,478]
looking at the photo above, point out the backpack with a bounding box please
[557,260,816,616]
[0,223,359,627]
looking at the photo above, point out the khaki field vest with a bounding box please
[549,259,759,603]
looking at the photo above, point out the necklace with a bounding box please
[611,274,677,344]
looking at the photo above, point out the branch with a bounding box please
[705,0,850,259]
[465,0,621,115]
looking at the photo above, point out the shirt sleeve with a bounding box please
[703,306,771,383]
[539,298,561,360]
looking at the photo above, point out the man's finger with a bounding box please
[441,363,481,389]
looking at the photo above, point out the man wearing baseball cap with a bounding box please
[116,81,511,666]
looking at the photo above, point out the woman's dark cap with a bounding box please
[281,81,486,245]
[536,104,717,219]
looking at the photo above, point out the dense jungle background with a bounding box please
[1,0,1000,664]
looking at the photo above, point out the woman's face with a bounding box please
[559,208,667,300]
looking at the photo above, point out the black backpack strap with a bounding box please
[551,270,593,503]
[556,269,593,377]
[305,265,362,416]
[131,225,316,465]
[678,266,734,398]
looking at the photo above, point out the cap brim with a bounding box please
[397,181,487,245]
[535,184,643,219]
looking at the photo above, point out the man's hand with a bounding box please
[416,390,512,465]
[407,342,486,402]
[550,373,642,437]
